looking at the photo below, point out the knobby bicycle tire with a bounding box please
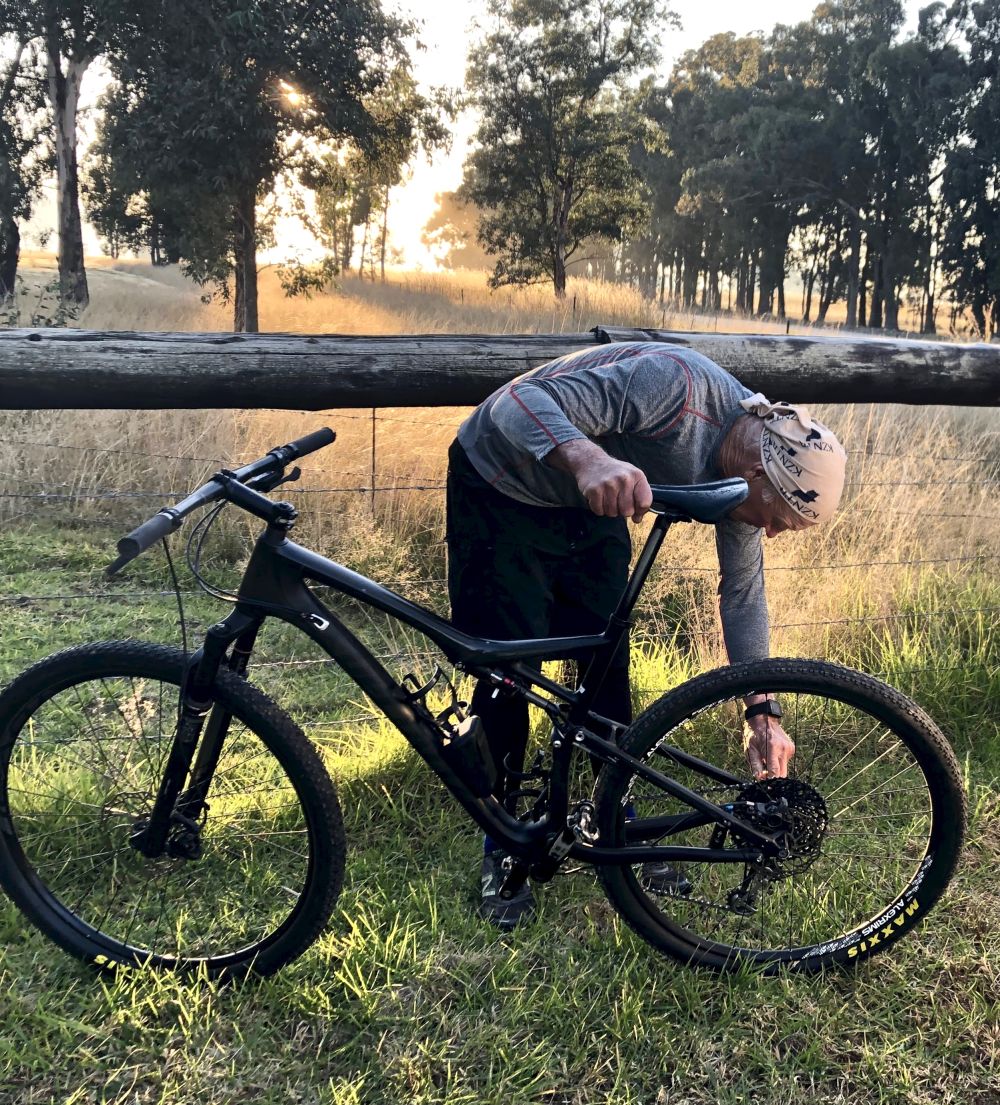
[0,641,346,977]
[593,658,965,973]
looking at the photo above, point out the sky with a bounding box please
[26,0,926,269]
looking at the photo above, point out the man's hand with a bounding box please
[547,439,653,522]
[745,717,795,779]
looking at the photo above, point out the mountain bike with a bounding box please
[0,429,966,977]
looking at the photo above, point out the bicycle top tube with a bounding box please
[240,533,613,668]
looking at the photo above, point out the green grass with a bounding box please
[0,526,998,1105]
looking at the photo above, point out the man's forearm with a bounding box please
[547,440,652,520]
[545,438,609,475]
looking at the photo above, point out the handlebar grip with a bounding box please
[280,427,336,461]
[107,509,181,575]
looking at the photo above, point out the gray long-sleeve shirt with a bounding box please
[456,341,768,662]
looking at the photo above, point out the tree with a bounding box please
[941,0,1000,337]
[299,70,449,283]
[423,192,496,271]
[95,0,439,331]
[463,0,670,298]
[0,1,111,308]
[0,34,47,298]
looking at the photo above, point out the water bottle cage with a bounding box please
[402,667,497,797]
[402,666,469,734]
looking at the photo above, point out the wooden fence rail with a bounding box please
[0,326,998,408]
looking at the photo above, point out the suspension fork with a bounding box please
[133,611,259,856]
[176,612,263,823]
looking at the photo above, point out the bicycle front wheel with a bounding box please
[0,641,345,977]
[593,659,965,972]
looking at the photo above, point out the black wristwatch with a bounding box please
[744,698,783,721]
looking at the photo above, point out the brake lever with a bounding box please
[245,466,301,493]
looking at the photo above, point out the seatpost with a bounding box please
[567,513,677,730]
[612,512,676,622]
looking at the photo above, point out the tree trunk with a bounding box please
[870,254,884,330]
[682,256,698,307]
[883,277,899,332]
[845,216,861,329]
[232,187,259,334]
[858,252,869,328]
[358,216,369,279]
[552,245,567,298]
[379,189,389,283]
[922,288,936,335]
[802,270,815,323]
[0,214,18,300]
[46,49,91,309]
[709,268,721,312]
[921,201,939,335]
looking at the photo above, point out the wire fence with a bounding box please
[0,404,998,696]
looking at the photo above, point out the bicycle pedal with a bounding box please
[498,860,530,900]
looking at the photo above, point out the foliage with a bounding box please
[0,0,114,308]
[606,0,982,333]
[293,71,451,283]
[275,256,339,299]
[0,273,80,326]
[940,0,1000,338]
[88,0,445,330]
[463,0,670,297]
[422,190,494,271]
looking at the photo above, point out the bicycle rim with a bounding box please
[595,660,964,970]
[0,644,341,973]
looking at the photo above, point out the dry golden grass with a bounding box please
[4,255,998,666]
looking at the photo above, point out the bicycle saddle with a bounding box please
[648,477,748,523]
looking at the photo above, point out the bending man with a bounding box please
[445,341,848,929]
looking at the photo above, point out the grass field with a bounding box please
[0,259,998,1104]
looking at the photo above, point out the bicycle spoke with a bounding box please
[5,664,321,970]
[607,679,949,962]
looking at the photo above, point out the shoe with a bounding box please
[478,851,535,931]
[640,862,693,897]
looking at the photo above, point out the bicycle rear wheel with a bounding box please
[0,641,345,977]
[593,659,965,972]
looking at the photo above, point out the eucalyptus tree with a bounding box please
[300,69,450,283]
[940,0,1000,337]
[0,0,114,308]
[96,0,438,331]
[0,34,47,298]
[463,0,670,298]
[82,80,184,262]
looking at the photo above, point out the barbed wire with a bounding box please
[1,482,997,503]
[657,554,1000,572]
[3,434,998,468]
[769,606,1000,631]
[1,549,997,608]
[0,483,448,501]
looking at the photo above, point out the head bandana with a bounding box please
[738,394,847,524]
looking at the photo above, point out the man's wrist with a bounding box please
[743,694,781,728]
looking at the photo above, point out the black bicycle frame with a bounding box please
[145,509,778,871]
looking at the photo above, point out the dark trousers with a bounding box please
[446,440,633,805]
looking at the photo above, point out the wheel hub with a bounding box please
[736,778,829,876]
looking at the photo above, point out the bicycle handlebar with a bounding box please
[106,427,336,575]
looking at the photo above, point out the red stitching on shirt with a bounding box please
[647,354,722,437]
[510,384,561,446]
